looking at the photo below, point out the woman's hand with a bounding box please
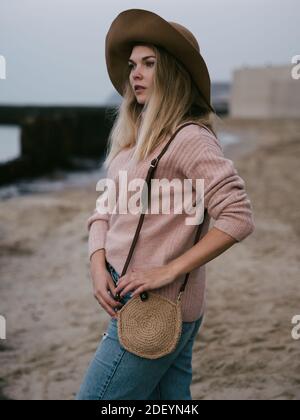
[114,264,177,299]
[90,252,123,319]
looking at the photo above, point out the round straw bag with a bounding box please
[117,291,183,359]
[113,122,210,359]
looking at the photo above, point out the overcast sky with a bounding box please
[0,0,299,105]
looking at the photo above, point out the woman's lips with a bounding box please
[136,87,146,93]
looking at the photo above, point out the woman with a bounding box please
[76,9,255,400]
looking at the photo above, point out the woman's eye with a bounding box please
[128,62,155,69]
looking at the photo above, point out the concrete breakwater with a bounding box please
[0,106,114,186]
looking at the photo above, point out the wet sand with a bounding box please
[0,117,299,400]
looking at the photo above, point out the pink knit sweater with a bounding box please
[87,122,255,322]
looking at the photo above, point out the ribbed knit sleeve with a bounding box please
[87,214,110,261]
[87,178,111,261]
[181,126,255,242]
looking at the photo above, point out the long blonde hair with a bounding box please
[103,43,220,169]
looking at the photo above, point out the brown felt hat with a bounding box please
[105,8,216,113]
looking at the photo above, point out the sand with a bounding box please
[0,117,299,400]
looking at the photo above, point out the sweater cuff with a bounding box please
[213,216,255,242]
[88,220,107,260]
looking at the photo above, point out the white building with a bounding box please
[229,64,300,118]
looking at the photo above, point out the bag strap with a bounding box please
[120,121,210,300]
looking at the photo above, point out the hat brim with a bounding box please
[105,9,215,113]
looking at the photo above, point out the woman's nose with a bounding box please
[132,66,143,78]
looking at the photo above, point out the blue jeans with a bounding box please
[75,261,204,400]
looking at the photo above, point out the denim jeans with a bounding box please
[75,261,204,400]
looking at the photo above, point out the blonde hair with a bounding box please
[103,43,221,170]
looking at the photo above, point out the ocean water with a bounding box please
[0,124,107,200]
[218,131,240,146]
[0,125,21,163]
[0,163,107,200]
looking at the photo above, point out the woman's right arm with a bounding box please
[90,249,123,319]
[87,183,123,318]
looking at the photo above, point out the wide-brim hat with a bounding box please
[105,8,216,113]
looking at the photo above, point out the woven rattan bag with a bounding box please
[111,122,210,359]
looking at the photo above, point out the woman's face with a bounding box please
[128,45,156,105]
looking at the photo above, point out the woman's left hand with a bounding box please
[114,264,177,299]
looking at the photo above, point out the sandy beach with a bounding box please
[0,117,299,400]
